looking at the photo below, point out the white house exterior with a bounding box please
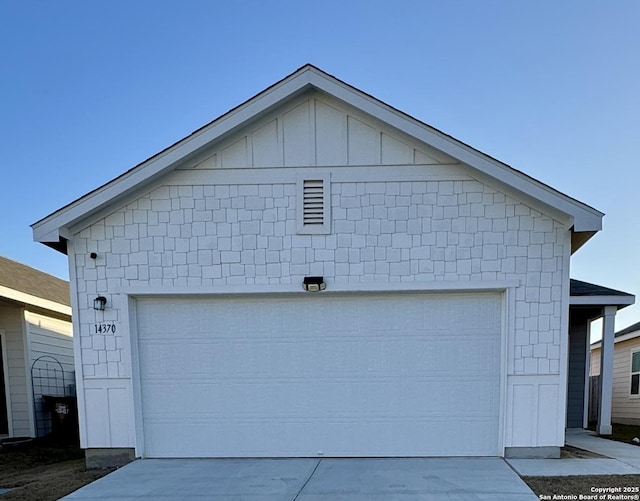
[591,321,640,425]
[33,65,616,463]
[0,256,73,439]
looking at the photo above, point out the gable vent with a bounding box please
[297,173,331,235]
[302,179,324,226]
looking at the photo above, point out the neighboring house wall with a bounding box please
[591,337,640,425]
[0,305,30,437]
[591,348,601,376]
[67,92,571,453]
[0,305,73,438]
[26,310,74,436]
[26,311,74,378]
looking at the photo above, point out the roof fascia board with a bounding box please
[306,71,603,232]
[34,65,602,241]
[616,331,640,343]
[33,69,317,243]
[0,285,72,316]
[569,295,635,307]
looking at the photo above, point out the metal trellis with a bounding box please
[30,355,68,438]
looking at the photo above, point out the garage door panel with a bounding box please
[140,336,499,377]
[142,378,499,421]
[142,418,499,457]
[136,292,502,457]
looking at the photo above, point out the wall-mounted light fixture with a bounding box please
[302,276,326,292]
[93,296,107,311]
[90,252,97,259]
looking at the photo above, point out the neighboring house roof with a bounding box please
[591,320,640,349]
[569,279,635,308]
[0,255,71,316]
[32,64,603,255]
[571,279,635,297]
[615,321,640,337]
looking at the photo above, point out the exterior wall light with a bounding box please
[303,276,326,292]
[93,296,107,311]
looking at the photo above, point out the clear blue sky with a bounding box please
[1,1,638,331]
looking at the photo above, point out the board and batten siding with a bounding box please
[591,338,640,425]
[0,307,73,438]
[66,91,572,453]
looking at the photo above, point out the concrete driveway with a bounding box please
[62,457,537,500]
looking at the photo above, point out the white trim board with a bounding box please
[0,285,71,317]
[115,280,521,297]
[570,296,635,307]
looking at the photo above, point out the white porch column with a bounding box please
[583,320,592,429]
[597,305,616,435]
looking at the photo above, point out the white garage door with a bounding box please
[136,292,502,457]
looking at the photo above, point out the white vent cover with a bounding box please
[302,180,325,226]
[297,173,330,234]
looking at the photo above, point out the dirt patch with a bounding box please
[561,445,607,459]
[0,458,114,501]
[0,439,116,501]
[524,446,640,496]
[522,445,640,499]
[524,475,640,497]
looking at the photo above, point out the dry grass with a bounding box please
[524,475,640,497]
[524,443,640,497]
[0,438,115,501]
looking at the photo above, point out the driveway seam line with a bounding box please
[502,457,539,497]
[292,459,322,501]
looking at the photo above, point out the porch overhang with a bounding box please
[570,279,635,310]
[568,279,635,435]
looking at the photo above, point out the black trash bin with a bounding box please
[42,395,79,444]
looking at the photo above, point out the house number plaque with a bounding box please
[93,323,117,334]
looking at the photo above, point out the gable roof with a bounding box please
[0,255,71,315]
[32,64,603,254]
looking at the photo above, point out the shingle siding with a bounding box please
[71,174,569,381]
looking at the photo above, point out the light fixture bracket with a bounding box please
[302,276,326,292]
[93,296,107,311]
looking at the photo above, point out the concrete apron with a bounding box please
[62,457,538,501]
[507,430,640,477]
